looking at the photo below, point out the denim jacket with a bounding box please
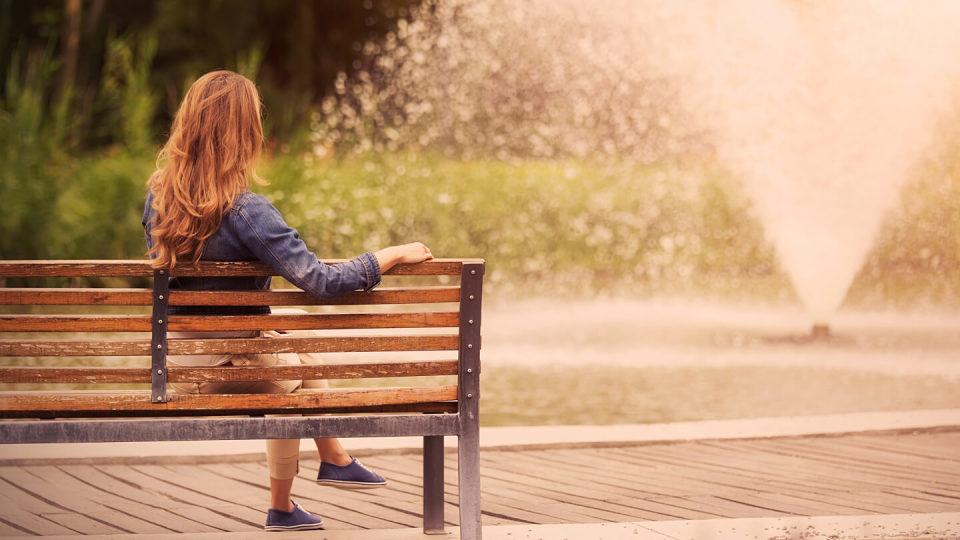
[142,190,381,315]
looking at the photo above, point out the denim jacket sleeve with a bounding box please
[233,193,381,298]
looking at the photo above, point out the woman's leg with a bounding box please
[269,478,294,512]
[267,436,300,512]
[298,341,387,487]
[314,437,352,466]
[201,377,303,510]
[268,309,355,466]
[197,358,302,511]
[244,360,302,510]
[268,310,387,488]
[298,347,352,465]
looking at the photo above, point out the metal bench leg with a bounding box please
[457,261,484,540]
[457,423,481,540]
[423,435,445,534]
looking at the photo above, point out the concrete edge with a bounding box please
[29,512,960,540]
[2,408,958,465]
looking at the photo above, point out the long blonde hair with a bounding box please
[147,70,264,269]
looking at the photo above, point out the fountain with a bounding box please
[315,0,960,331]
[651,0,960,336]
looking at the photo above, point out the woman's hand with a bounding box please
[374,242,433,272]
[393,242,434,264]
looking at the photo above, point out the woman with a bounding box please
[141,70,433,531]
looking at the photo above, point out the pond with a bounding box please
[472,298,960,425]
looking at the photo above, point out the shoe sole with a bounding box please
[264,522,325,531]
[316,479,387,489]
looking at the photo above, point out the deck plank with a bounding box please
[0,429,957,535]
[28,466,176,534]
[366,454,667,522]
[734,440,957,489]
[599,447,811,499]
[687,441,902,491]
[0,467,145,534]
[477,450,682,500]
[34,513,117,536]
[0,518,27,536]
[777,438,960,479]
[548,448,742,498]
[56,465,223,534]
[547,447,797,496]
[94,465,263,531]
[744,439,960,488]
[465,453,720,520]
[355,454,536,524]
[371,453,617,524]
[0,491,77,536]
[367,454,586,524]
[614,443,910,506]
[840,435,960,461]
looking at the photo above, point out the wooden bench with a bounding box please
[0,258,484,539]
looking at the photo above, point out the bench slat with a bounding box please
[0,360,458,383]
[0,334,459,356]
[0,386,458,413]
[0,286,460,306]
[0,312,460,332]
[0,259,473,277]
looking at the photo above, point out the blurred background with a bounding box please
[2,0,959,426]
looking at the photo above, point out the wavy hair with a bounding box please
[147,70,264,269]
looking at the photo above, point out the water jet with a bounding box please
[655,0,960,326]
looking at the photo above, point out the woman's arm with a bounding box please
[234,193,431,298]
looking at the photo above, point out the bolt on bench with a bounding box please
[0,258,483,539]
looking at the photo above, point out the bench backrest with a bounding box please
[0,259,483,419]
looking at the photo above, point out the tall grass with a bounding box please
[1,35,157,261]
[0,45,71,259]
[261,153,784,298]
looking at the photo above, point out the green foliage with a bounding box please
[259,152,784,296]
[0,45,71,258]
[100,33,159,153]
[0,34,158,260]
[48,151,154,259]
[3,1,421,147]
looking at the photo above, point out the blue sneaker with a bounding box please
[264,500,325,531]
[316,457,387,489]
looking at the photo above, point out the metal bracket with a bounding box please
[457,262,483,408]
[150,269,170,403]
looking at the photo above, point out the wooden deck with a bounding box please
[0,428,957,536]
